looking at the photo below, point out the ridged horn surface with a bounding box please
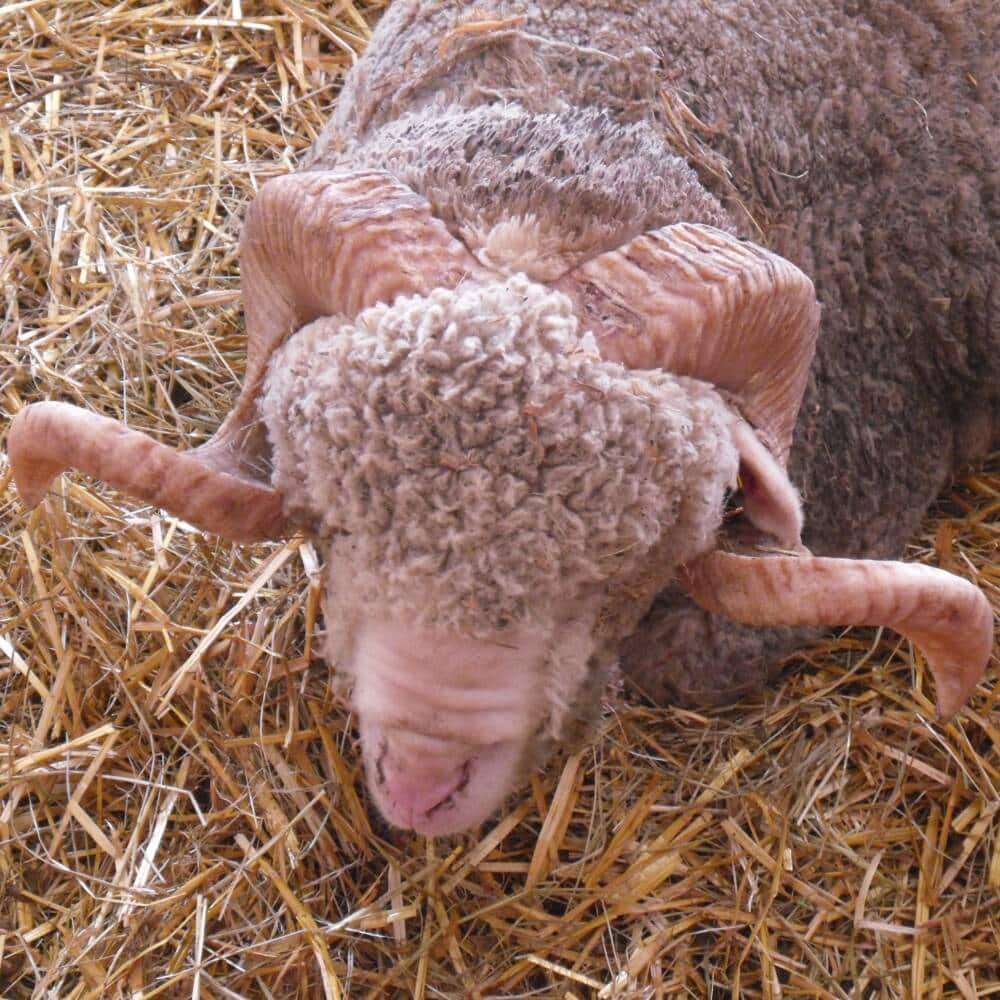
[8,401,287,543]
[558,224,820,462]
[207,168,486,476]
[203,169,486,453]
[680,550,994,721]
[233,169,487,418]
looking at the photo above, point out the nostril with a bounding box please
[375,740,388,786]
[379,755,470,820]
[427,760,471,817]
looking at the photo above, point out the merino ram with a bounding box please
[8,1,997,835]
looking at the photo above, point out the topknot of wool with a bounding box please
[262,275,736,631]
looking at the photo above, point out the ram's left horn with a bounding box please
[8,170,487,543]
[680,551,994,721]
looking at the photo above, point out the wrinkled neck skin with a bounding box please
[325,586,611,836]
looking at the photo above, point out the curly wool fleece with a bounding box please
[262,275,738,634]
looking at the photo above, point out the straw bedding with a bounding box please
[1,2,997,996]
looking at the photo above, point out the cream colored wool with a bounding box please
[261,275,738,642]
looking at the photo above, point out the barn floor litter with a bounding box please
[1,2,997,997]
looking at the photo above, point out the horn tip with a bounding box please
[934,687,964,724]
[11,466,56,511]
[931,594,994,723]
[7,405,57,509]
[14,484,49,511]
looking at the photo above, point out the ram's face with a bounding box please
[262,274,742,834]
[347,620,551,835]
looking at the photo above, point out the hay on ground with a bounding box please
[1,2,997,997]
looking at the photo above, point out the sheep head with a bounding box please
[8,169,992,836]
[261,275,740,833]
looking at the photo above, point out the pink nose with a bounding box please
[378,755,468,829]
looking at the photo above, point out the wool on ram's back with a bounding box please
[310,0,999,703]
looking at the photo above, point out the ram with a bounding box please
[8,1,996,835]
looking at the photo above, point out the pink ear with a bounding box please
[729,419,803,548]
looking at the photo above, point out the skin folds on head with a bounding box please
[350,621,550,836]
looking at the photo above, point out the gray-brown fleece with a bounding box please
[301,0,997,704]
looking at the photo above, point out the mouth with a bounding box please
[373,744,474,834]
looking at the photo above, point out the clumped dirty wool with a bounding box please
[0,2,998,998]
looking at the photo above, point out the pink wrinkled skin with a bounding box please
[351,620,551,835]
